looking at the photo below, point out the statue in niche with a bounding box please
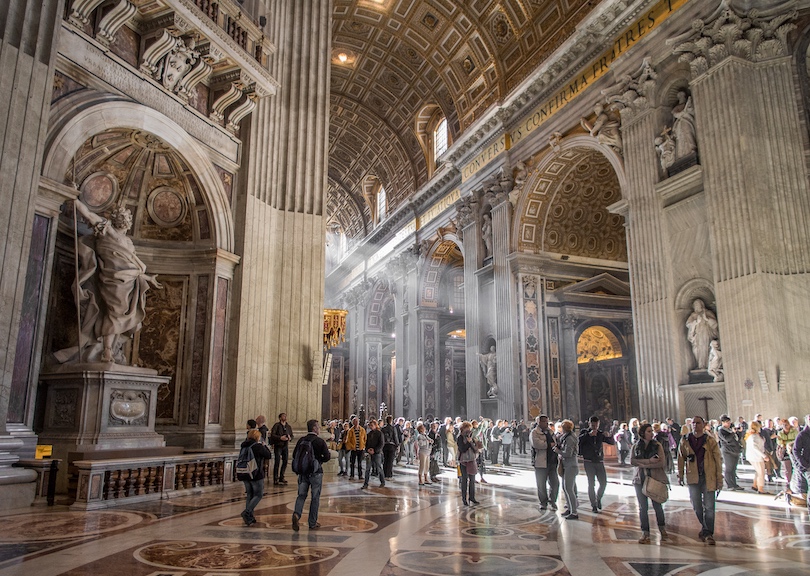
[654,129,676,171]
[671,91,697,159]
[481,213,493,258]
[685,298,719,370]
[477,345,499,398]
[56,199,161,364]
[402,369,411,417]
[581,102,622,154]
[707,340,724,382]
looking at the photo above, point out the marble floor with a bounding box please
[1,455,808,576]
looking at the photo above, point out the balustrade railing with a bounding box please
[71,451,238,510]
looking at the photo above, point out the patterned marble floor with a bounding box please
[1,455,808,576]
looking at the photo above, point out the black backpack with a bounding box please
[292,437,317,475]
[236,444,259,480]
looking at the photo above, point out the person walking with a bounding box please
[239,429,273,526]
[291,420,331,531]
[678,415,722,545]
[270,412,293,485]
[717,414,744,490]
[531,415,559,511]
[362,419,386,489]
[578,415,615,513]
[631,423,669,544]
[557,419,579,520]
[345,417,367,480]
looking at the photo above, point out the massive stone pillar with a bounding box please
[0,0,63,506]
[491,197,519,419]
[673,3,810,418]
[457,197,483,420]
[228,0,331,437]
[611,71,679,420]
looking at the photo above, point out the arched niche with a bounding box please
[43,96,234,252]
[419,239,463,308]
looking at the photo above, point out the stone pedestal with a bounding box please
[38,365,168,489]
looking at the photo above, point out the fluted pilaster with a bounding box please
[491,199,518,419]
[229,0,330,434]
[621,110,679,420]
[461,220,482,419]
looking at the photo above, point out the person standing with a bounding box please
[362,419,386,489]
[255,415,269,445]
[557,419,580,520]
[490,420,503,465]
[517,419,528,454]
[792,415,810,509]
[531,415,559,511]
[291,420,331,531]
[578,415,615,513]
[501,426,514,466]
[457,421,480,505]
[777,418,798,486]
[438,417,450,466]
[615,423,632,466]
[415,423,433,485]
[631,423,669,544]
[745,421,769,494]
[239,429,273,526]
[677,415,722,545]
[270,413,293,485]
[345,417,367,479]
[337,421,350,476]
[717,415,744,490]
[381,415,399,480]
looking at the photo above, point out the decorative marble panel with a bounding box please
[422,322,436,417]
[547,317,562,418]
[522,276,543,418]
[208,277,229,424]
[367,343,379,416]
[187,276,209,425]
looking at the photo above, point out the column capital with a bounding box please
[605,57,659,123]
[671,0,798,79]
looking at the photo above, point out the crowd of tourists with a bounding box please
[235,410,810,542]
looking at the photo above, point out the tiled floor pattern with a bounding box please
[0,456,808,576]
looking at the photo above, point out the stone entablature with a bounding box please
[64,0,277,136]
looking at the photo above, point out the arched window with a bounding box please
[577,326,623,363]
[433,117,448,160]
[377,186,387,223]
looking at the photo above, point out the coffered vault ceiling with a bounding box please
[327,0,601,243]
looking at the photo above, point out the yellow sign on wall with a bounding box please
[35,445,53,459]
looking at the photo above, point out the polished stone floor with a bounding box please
[1,454,808,576]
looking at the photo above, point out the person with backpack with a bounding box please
[362,418,386,489]
[237,429,273,526]
[291,419,331,531]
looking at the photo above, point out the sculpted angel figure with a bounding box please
[58,199,161,364]
[581,102,622,153]
[707,340,724,382]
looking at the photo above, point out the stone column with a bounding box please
[491,196,518,419]
[386,253,415,418]
[0,0,63,506]
[674,3,810,416]
[457,198,482,420]
[228,0,330,436]
[417,312,440,419]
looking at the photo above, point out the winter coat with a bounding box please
[677,433,722,491]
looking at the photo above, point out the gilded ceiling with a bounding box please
[328,0,602,242]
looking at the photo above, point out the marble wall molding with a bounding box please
[42,99,235,252]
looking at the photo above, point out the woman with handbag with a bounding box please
[457,421,480,505]
[631,423,669,544]
[556,420,580,520]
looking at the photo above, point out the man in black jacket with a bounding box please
[579,415,615,513]
[240,429,273,526]
[291,419,331,531]
[362,418,386,488]
[271,412,294,485]
[717,414,744,490]
[381,415,399,480]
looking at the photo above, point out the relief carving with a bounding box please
[109,389,150,426]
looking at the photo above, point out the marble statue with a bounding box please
[478,345,498,398]
[671,91,697,159]
[655,131,676,171]
[685,298,719,370]
[481,213,493,257]
[707,340,724,382]
[581,103,622,154]
[59,199,161,364]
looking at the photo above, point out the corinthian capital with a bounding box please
[604,58,658,120]
[671,0,797,78]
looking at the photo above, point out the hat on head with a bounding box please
[720,414,731,422]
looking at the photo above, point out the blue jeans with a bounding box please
[687,475,716,536]
[364,452,384,486]
[294,473,324,528]
[634,483,665,532]
[243,478,264,520]
[338,448,348,473]
[584,461,607,507]
[533,466,559,506]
